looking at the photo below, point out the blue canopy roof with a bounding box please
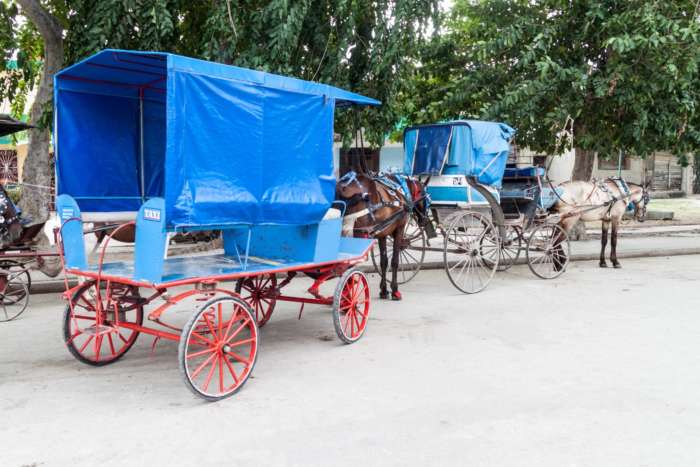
[54,49,379,228]
[403,120,516,187]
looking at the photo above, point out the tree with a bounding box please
[3,1,438,224]
[64,0,439,147]
[406,0,700,180]
[13,0,65,223]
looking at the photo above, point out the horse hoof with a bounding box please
[379,291,389,300]
[391,291,402,301]
[613,263,622,269]
[599,263,608,268]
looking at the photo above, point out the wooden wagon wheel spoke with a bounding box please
[202,355,219,391]
[187,347,217,359]
[78,335,94,353]
[107,333,118,356]
[221,310,239,342]
[444,211,498,294]
[63,281,143,366]
[224,349,252,366]
[191,331,215,347]
[191,351,218,380]
[180,296,258,401]
[235,274,277,327]
[226,336,256,348]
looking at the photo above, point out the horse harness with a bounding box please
[339,171,420,236]
[550,177,645,220]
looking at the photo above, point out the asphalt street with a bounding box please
[2,255,700,466]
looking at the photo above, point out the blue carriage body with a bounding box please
[403,121,515,207]
[54,50,379,284]
[403,120,560,211]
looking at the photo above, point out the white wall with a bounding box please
[332,142,404,176]
[540,148,575,184]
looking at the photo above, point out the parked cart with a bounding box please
[54,50,377,400]
[0,115,59,322]
[376,121,569,293]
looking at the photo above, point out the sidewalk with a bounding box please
[28,226,700,293]
[382,230,700,273]
[586,223,700,237]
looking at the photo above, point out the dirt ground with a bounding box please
[2,255,700,466]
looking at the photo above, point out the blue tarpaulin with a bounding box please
[54,49,379,228]
[403,120,516,187]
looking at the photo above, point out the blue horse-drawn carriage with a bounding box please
[386,120,570,293]
[54,50,377,400]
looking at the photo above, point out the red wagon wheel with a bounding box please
[235,274,277,327]
[62,281,143,366]
[179,296,259,401]
[332,268,370,344]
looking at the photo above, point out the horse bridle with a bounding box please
[635,185,650,221]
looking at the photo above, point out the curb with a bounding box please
[358,247,700,274]
[30,247,700,294]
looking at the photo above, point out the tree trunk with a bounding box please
[16,0,64,225]
[571,147,595,181]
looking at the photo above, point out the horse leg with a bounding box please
[599,221,609,268]
[378,236,389,299]
[611,218,621,268]
[390,227,402,301]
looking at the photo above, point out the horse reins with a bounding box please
[338,171,420,236]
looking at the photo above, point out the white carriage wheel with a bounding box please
[497,224,522,271]
[525,223,570,279]
[370,215,427,285]
[443,211,499,294]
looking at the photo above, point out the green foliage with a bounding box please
[58,0,438,147]
[406,0,700,160]
[64,0,178,64]
[0,1,43,121]
[5,185,21,204]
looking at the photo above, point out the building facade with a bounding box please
[337,139,697,196]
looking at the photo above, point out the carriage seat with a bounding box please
[81,211,138,223]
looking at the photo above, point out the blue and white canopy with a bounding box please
[54,49,379,228]
[403,120,516,187]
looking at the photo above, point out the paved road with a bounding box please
[2,255,700,466]
[26,228,700,291]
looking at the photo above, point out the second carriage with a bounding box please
[374,120,570,293]
[0,115,61,322]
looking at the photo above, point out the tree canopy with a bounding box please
[406,0,700,178]
[11,0,439,146]
[3,0,437,222]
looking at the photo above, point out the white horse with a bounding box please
[555,178,650,268]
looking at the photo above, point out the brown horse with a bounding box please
[336,171,428,300]
[555,178,650,268]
